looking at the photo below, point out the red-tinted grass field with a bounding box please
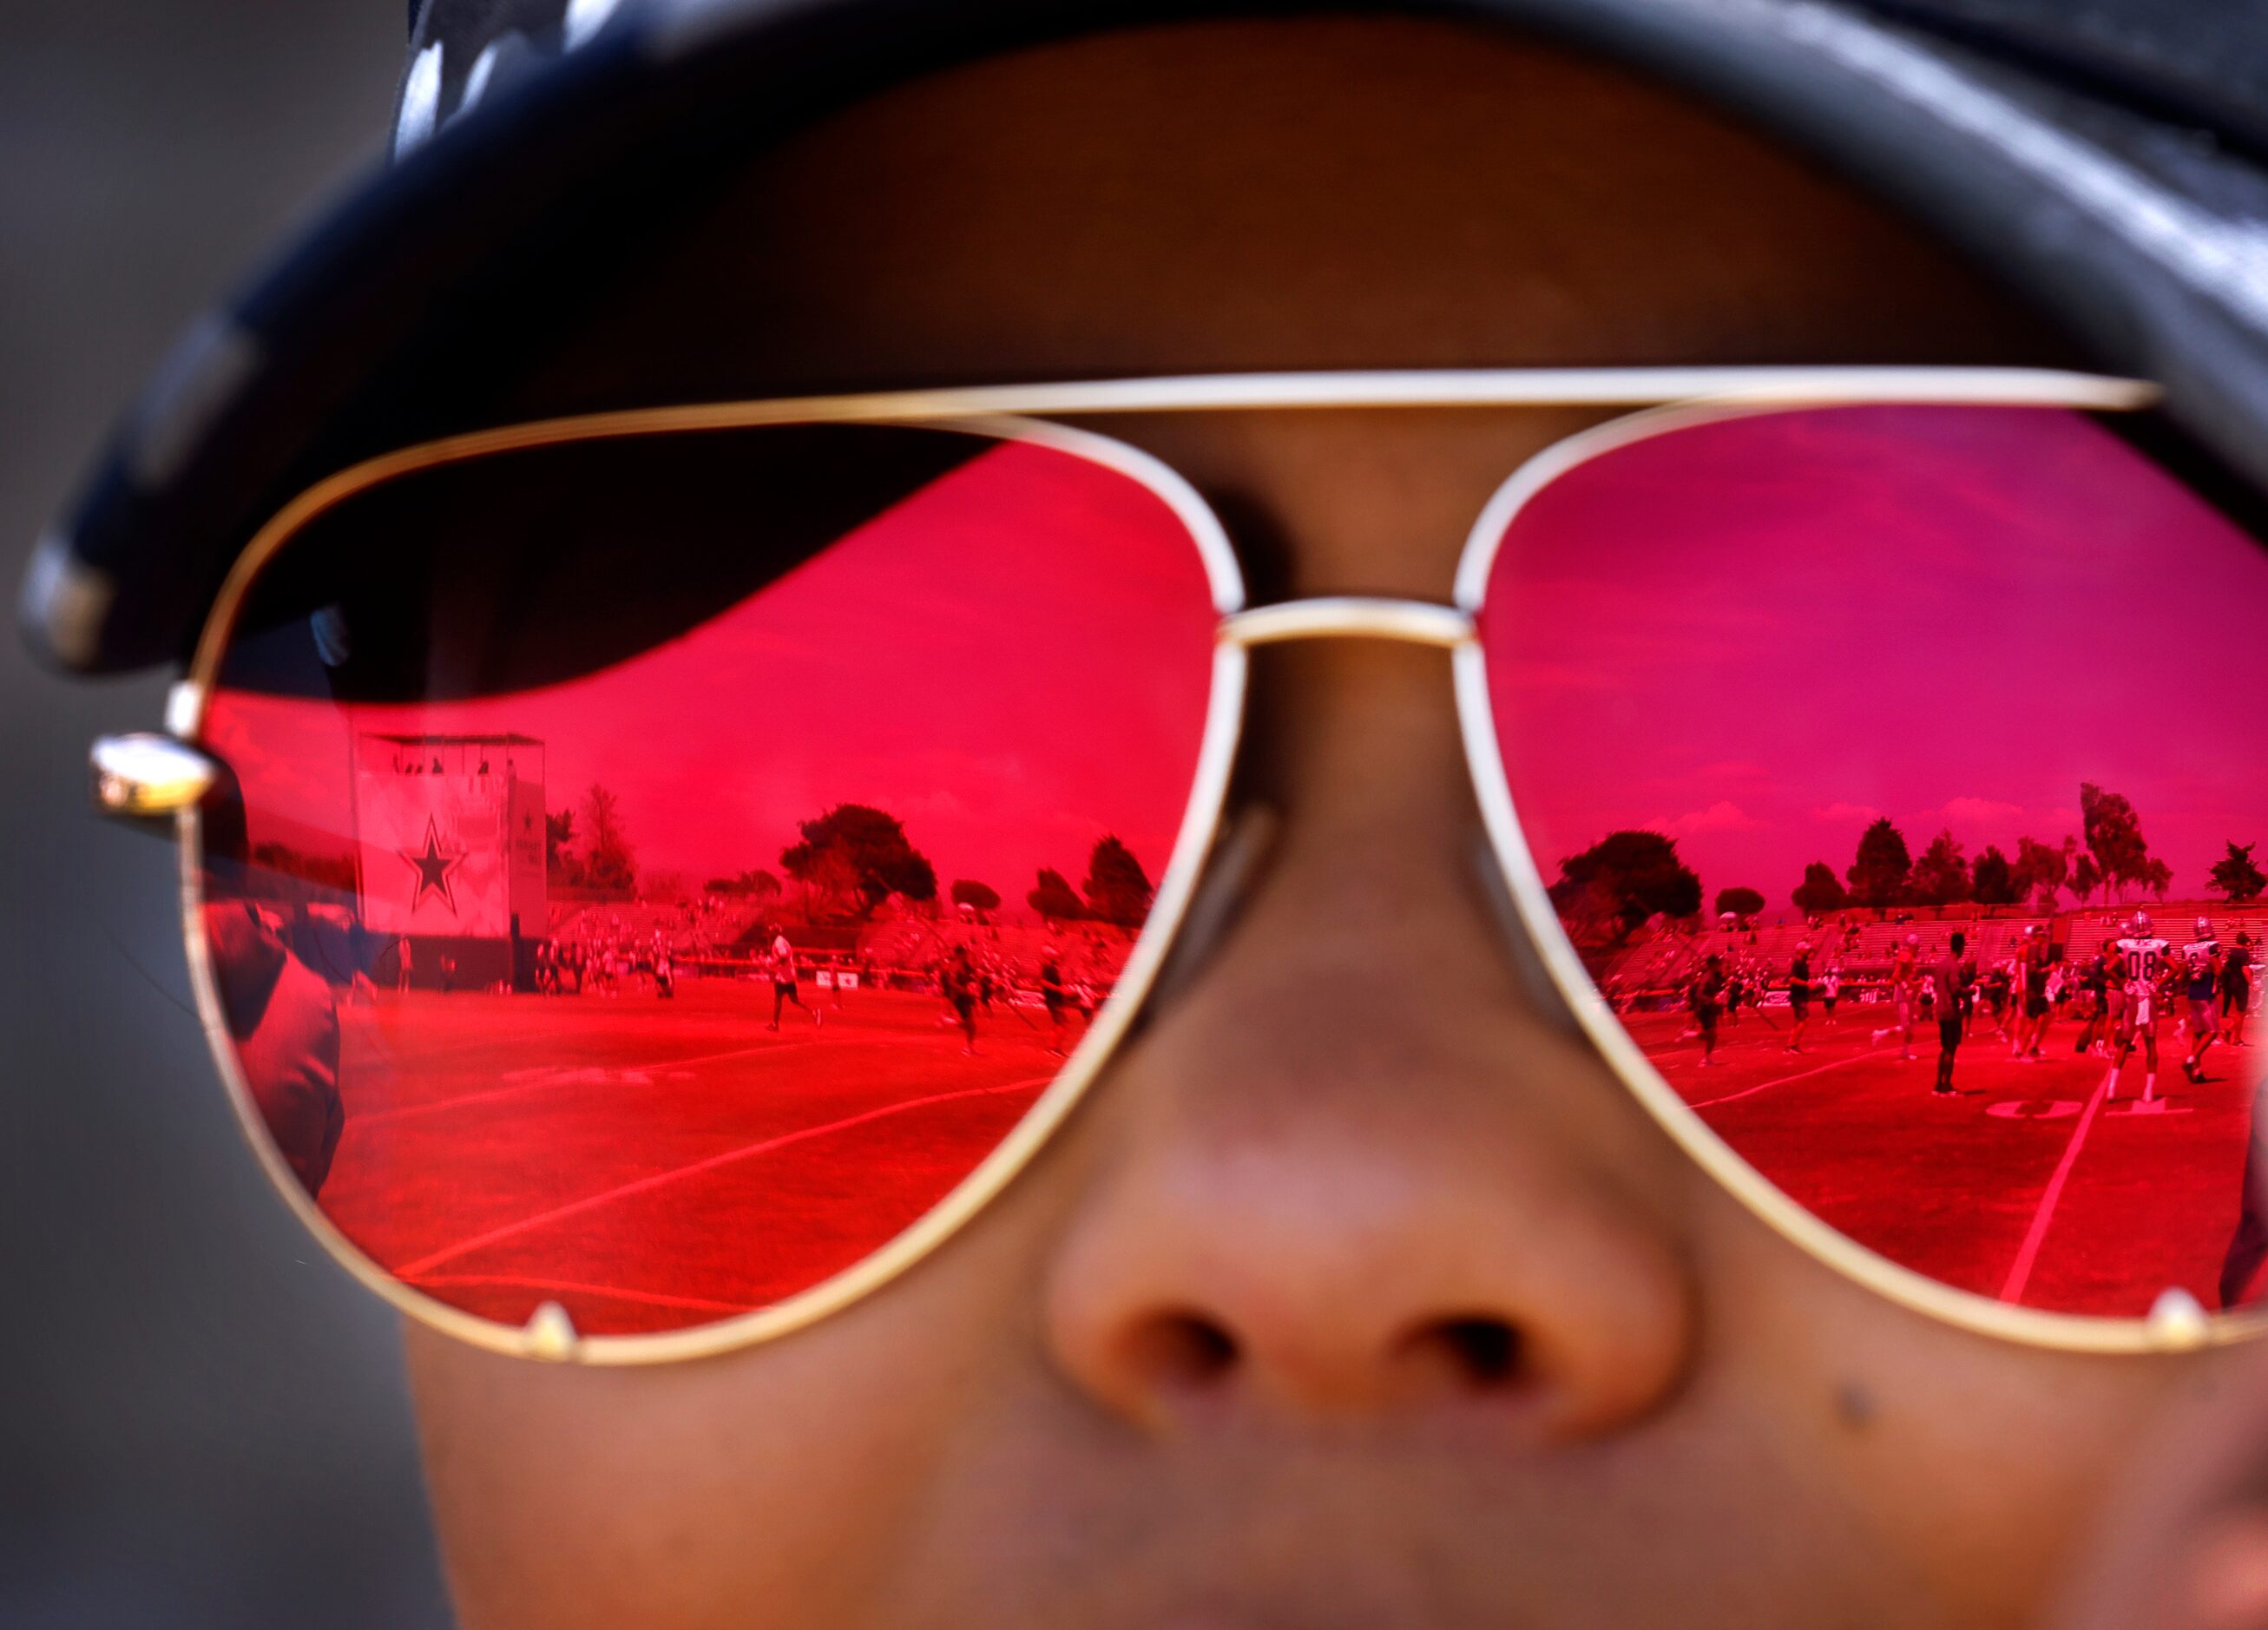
[1630,1002,2264,1317]
[309,981,1063,1336]
[286,972,2266,1337]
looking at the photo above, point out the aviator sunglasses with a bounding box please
[90,365,2268,1363]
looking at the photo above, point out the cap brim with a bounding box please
[28,0,2268,672]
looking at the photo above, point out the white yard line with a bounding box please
[353,1038,838,1126]
[391,1075,1051,1278]
[1997,1076,2113,1305]
[1687,1048,1887,1110]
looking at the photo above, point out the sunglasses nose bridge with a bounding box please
[1216,598,1475,650]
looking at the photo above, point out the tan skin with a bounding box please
[406,20,2258,1627]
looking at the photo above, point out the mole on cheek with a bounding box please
[1835,1381,1877,1431]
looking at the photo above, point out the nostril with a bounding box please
[1443,1318,1522,1386]
[1126,1311,1241,1391]
[1404,1317,1525,1393]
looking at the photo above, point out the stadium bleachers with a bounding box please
[2061,902,2268,961]
[544,891,1141,992]
[1595,897,2268,1002]
[547,886,2268,1003]
[548,894,779,962]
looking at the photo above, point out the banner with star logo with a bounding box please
[353,733,547,937]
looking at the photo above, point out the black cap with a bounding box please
[24,0,2268,672]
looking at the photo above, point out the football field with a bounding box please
[315,981,1063,1337]
[1631,1001,2264,1316]
[302,978,2265,1338]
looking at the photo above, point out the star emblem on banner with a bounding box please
[399,817,464,915]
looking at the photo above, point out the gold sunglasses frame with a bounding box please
[98,364,2259,1364]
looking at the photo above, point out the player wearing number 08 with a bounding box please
[2104,912,2173,1106]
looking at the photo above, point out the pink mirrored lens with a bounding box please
[1483,405,2268,1321]
[199,431,1219,1338]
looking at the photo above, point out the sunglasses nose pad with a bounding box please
[1470,825,1585,1039]
[1145,802,1282,1015]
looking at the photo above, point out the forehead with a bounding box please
[524,14,2069,404]
[494,16,2081,601]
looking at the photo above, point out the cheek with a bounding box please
[1698,1182,2191,1624]
[408,1148,1081,1630]
[409,1327,904,1628]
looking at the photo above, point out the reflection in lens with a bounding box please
[1482,405,2268,1321]
[199,429,1219,1338]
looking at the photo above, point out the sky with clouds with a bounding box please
[207,441,1217,910]
[1484,404,2268,910]
[208,404,2268,929]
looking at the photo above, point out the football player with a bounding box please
[2179,915,2224,1082]
[1872,932,1921,1061]
[2105,911,2172,1104]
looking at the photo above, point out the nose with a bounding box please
[1041,641,1694,1442]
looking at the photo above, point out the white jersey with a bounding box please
[2181,938,2222,992]
[2112,937,2170,993]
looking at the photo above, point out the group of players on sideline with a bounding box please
[518,917,1114,1058]
[1674,912,2258,1101]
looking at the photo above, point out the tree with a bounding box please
[1791,861,1849,917]
[1714,886,1765,920]
[2081,782,2153,900]
[2011,834,2074,913]
[2212,841,2268,904]
[950,878,1002,919]
[2143,857,2173,900]
[1549,831,1703,944]
[1082,836,1155,929]
[1844,818,1913,909]
[2070,851,2102,905]
[1969,845,2019,906]
[579,784,636,893]
[545,810,584,887]
[794,845,862,920]
[1910,829,1972,906]
[1028,868,1088,924]
[779,804,937,919]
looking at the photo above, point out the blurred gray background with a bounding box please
[1,3,457,1624]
